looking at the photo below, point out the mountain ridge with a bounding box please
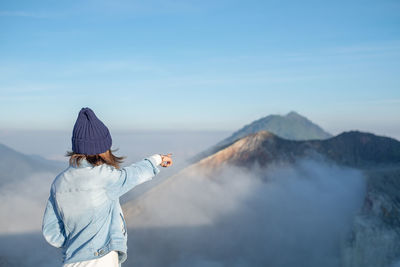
[190,111,332,163]
[0,143,65,187]
[190,130,400,175]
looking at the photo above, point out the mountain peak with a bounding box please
[189,111,333,164]
[231,111,331,141]
[285,111,303,118]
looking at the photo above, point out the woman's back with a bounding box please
[53,161,122,262]
[44,155,162,264]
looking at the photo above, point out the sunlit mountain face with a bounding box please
[193,130,400,174]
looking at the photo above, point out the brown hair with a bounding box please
[66,149,125,169]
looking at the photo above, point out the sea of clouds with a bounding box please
[0,155,369,267]
[124,157,367,267]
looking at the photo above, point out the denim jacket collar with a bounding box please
[70,158,94,168]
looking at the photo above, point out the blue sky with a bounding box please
[1,0,399,138]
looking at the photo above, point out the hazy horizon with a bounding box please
[1,116,400,163]
[0,128,232,162]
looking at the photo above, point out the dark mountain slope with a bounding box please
[0,143,65,187]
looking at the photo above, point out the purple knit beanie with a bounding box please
[71,107,112,155]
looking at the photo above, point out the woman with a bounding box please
[42,107,173,266]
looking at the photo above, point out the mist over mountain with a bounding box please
[190,111,332,163]
[0,143,65,187]
[122,159,365,267]
[0,143,66,234]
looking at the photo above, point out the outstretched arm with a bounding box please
[105,154,161,200]
[105,153,173,200]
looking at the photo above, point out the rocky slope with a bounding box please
[192,130,400,174]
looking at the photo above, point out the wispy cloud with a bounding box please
[0,84,72,102]
[327,40,400,55]
[364,99,400,104]
[0,10,52,19]
[257,40,400,64]
[81,0,207,16]
[59,60,171,76]
[0,0,208,21]
[334,98,400,106]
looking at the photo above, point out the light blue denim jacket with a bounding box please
[42,156,160,264]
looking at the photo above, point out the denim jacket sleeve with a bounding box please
[42,191,67,248]
[105,156,161,200]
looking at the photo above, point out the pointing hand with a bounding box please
[160,153,173,167]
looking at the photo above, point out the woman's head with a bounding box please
[67,107,125,168]
[71,107,112,155]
